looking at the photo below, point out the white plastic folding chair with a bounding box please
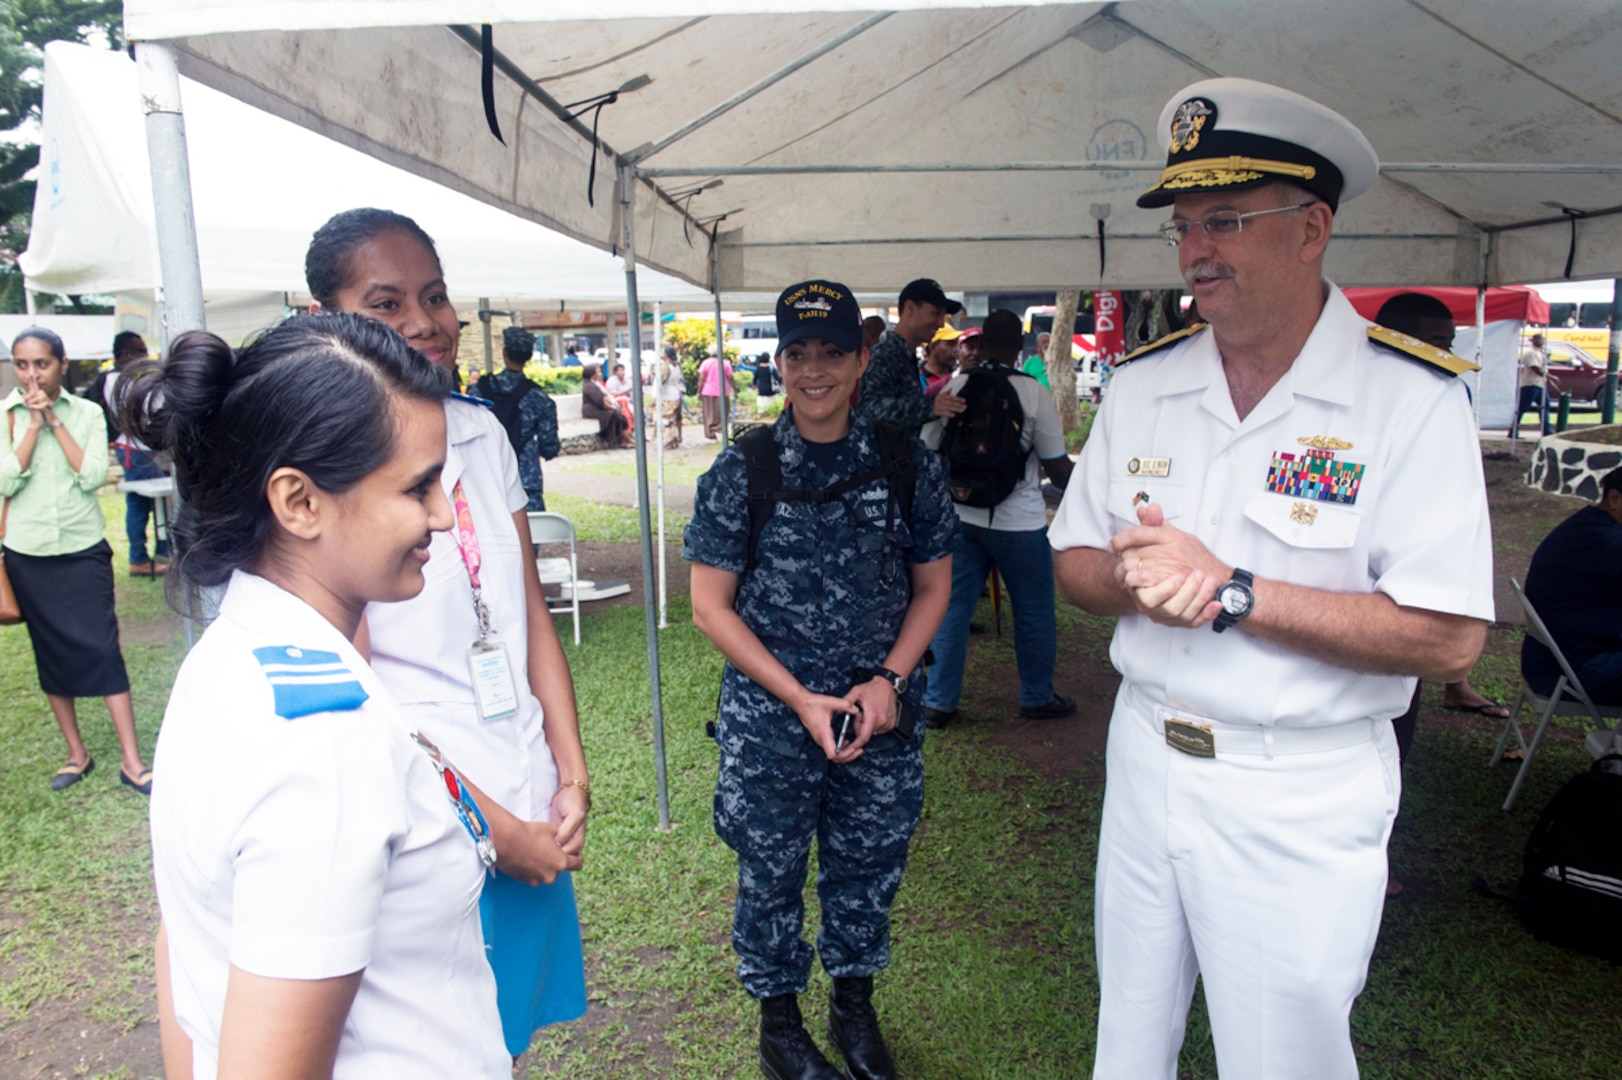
[1491,578,1622,810]
[528,511,581,646]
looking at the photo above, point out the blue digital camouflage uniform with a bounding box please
[856,330,935,431]
[478,369,560,512]
[684,410,958,999]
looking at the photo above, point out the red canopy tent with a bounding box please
[1343,286,1550,327]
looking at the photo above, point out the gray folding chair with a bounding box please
[1491,578,1622,810]
[528,511,581,646]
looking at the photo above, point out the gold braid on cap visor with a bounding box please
[1151,156,1318,192]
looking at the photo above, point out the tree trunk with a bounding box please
[1047,289,1081,431]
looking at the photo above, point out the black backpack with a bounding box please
[1517,755,1622,963]
[476,374,559,461]
[737,421,916,586]
[938,364,1032,518]
[80,368,121,442]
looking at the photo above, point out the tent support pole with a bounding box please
[714,290,729,446]
[654,300,668,630]
[479,298,493,376]
[620,165,672,831]
[135,40,203,652]
[136,42,205,344]
[1606,278,1621,425]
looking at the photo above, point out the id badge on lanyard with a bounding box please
[451,480,519,723]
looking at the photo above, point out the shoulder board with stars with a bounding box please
[252,645,370,720]
[1116,322,1209,368]
[1366,326,1478,376]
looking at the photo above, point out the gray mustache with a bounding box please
[1184,262,1235,287]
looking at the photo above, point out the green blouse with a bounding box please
[0,390,110,557]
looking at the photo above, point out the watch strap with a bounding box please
[1212,568,1255,634]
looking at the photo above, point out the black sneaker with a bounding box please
[923,707,955,730]
[1019,695,1077,720]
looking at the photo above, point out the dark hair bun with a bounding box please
[121,312,451,596]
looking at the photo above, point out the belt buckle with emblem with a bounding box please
[1164,717,1216,758]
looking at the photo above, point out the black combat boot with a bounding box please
[759,993,842,1080]
[828,976,895,1080]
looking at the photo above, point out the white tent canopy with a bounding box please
[122,0,1622,293]
[19,41,715,307]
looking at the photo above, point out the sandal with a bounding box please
[120,766,154,796]
[1444,700,1512,719]
[51,756,95,792]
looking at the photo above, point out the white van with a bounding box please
[737,316,779,361]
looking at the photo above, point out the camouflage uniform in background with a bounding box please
[475,368,561,512]
[855,330,935,431]
[683,410,958,999]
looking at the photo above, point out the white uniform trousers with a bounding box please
[1092,682,1401,1080]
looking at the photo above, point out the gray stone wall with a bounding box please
[1527,429,1622,501]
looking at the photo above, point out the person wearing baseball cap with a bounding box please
[1050,77,1492,1078]
[922,323,961,395]
[856,277,968,431]
[685,279,958,1080]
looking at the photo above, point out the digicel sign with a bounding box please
[1094,291,1124,368]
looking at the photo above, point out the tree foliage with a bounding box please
[0,1,122,312]
[663,316,742,395]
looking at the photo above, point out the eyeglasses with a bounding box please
[1158,203,1317,247]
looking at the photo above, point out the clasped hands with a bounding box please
[1111,503,1233,630]
[794,676,899,764]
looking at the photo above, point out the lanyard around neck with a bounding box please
[450,480,494,641]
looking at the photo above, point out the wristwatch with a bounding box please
[1212,568,1254,634]
[871,666,908,696]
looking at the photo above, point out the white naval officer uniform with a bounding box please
[1050,285,1494,1078]
[149,571,510,1080]
[366,397,560,822]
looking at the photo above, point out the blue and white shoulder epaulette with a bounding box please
[252,645,369,719]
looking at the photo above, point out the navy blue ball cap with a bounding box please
[776,279,863,354]
[898,277,963,315]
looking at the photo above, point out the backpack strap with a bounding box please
[739,424,782,577]
[739,421,917,585]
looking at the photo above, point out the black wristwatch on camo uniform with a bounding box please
[856,666,918,740]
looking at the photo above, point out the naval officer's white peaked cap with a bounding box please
[1137,77,1380,212]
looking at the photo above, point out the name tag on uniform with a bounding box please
[1164,717,1216,758]
[1127,456,1171,477]
[467,641,519,722]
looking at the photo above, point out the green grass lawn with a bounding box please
[555,459,714,488]
[2,491,1621,1078]
[542,492,690,543]
[554,442,722,490]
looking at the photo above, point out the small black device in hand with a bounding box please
[833,711,855,752]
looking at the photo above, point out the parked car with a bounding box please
[1543,339,1609,404]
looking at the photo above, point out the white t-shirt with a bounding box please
[659,362,686,402]
[922,364,1069,532]
[1050,285,1494,729]
[367,397,560,822]
[1519,345,1547,388]
[150,571,508,1080]
[605,374,632,396]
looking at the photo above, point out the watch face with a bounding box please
[893,676,908,695]
[1220,585,1251,616]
